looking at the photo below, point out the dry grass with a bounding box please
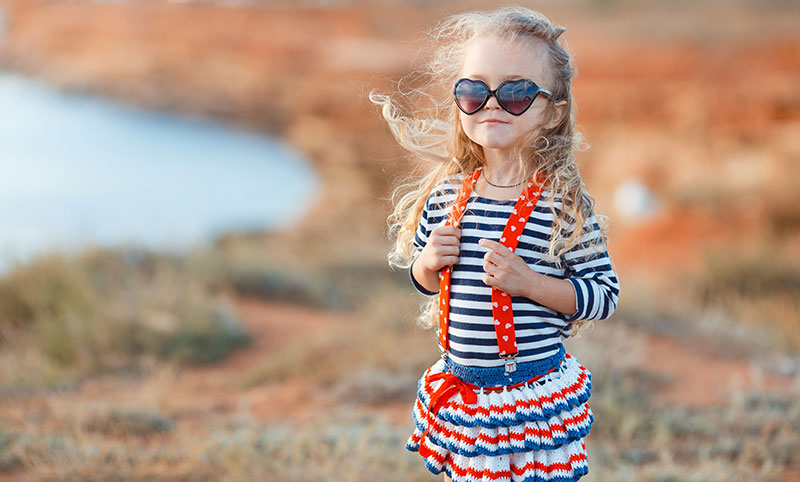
[564,315,800,482]
[1,344,798,482]
[0,374,433,482]
[2,231,799,480]
[0,247,252,393]
[679,245,800,356]
[584,386,800,482]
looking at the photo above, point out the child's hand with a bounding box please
[418,225,461,274]
[478,238,536,297]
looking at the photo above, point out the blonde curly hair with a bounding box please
[370,6,609,337]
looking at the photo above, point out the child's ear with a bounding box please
[544,100,569,129]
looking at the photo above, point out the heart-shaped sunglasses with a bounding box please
[453,78,553,116]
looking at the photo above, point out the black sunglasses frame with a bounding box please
[453,77,553,116]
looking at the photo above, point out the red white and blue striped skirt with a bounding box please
[406,344,593,482]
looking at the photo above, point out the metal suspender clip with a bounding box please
[503,353,517,374]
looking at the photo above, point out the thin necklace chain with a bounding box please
[482,170,525,188]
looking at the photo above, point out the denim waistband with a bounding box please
[442,344,566,387]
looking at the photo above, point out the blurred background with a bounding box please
[0,0,798,480]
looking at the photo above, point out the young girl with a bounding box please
[371,7,619,482]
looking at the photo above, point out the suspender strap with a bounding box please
[437,167,546,372]
[437,169,481,351]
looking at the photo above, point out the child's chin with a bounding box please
[465,130,514,150]
[478,138,515,150]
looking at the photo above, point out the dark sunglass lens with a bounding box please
[498,80,536,115]
[455,80,489,114]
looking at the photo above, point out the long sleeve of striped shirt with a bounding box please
[408,184,450,297]
[559,209,620,323]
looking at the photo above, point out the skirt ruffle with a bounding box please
[406,352,593,482]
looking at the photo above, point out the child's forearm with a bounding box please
[412,259,442,294]
[522,269,578,317]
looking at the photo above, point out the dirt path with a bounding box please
[3,293,796,437]
[156,295,798,421]
[185,294,797,420]
[148,294,412,426]
[166,294,413,426]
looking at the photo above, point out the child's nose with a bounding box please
[485,94,502,110]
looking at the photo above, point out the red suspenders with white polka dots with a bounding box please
[438,166,546,374]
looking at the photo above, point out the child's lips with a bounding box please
[480,119,508,124]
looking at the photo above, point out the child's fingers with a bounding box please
[432,225,461,239]
[441,255,459,266]
[483,249,502,266]
[431,233,460,248]
[431,230,461,247]
[478,238,509,255]
[435,245,460,256]
[437,235,461,247]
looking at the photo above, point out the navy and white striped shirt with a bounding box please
[410,175,620,368]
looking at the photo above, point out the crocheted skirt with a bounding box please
[405,344,593,482]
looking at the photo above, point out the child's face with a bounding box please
[458,35,567,158]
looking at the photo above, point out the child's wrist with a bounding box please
[522,268,543,301]
[412,256,440,289]
[418,255,441,277]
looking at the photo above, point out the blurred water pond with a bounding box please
[0,71,318,274]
